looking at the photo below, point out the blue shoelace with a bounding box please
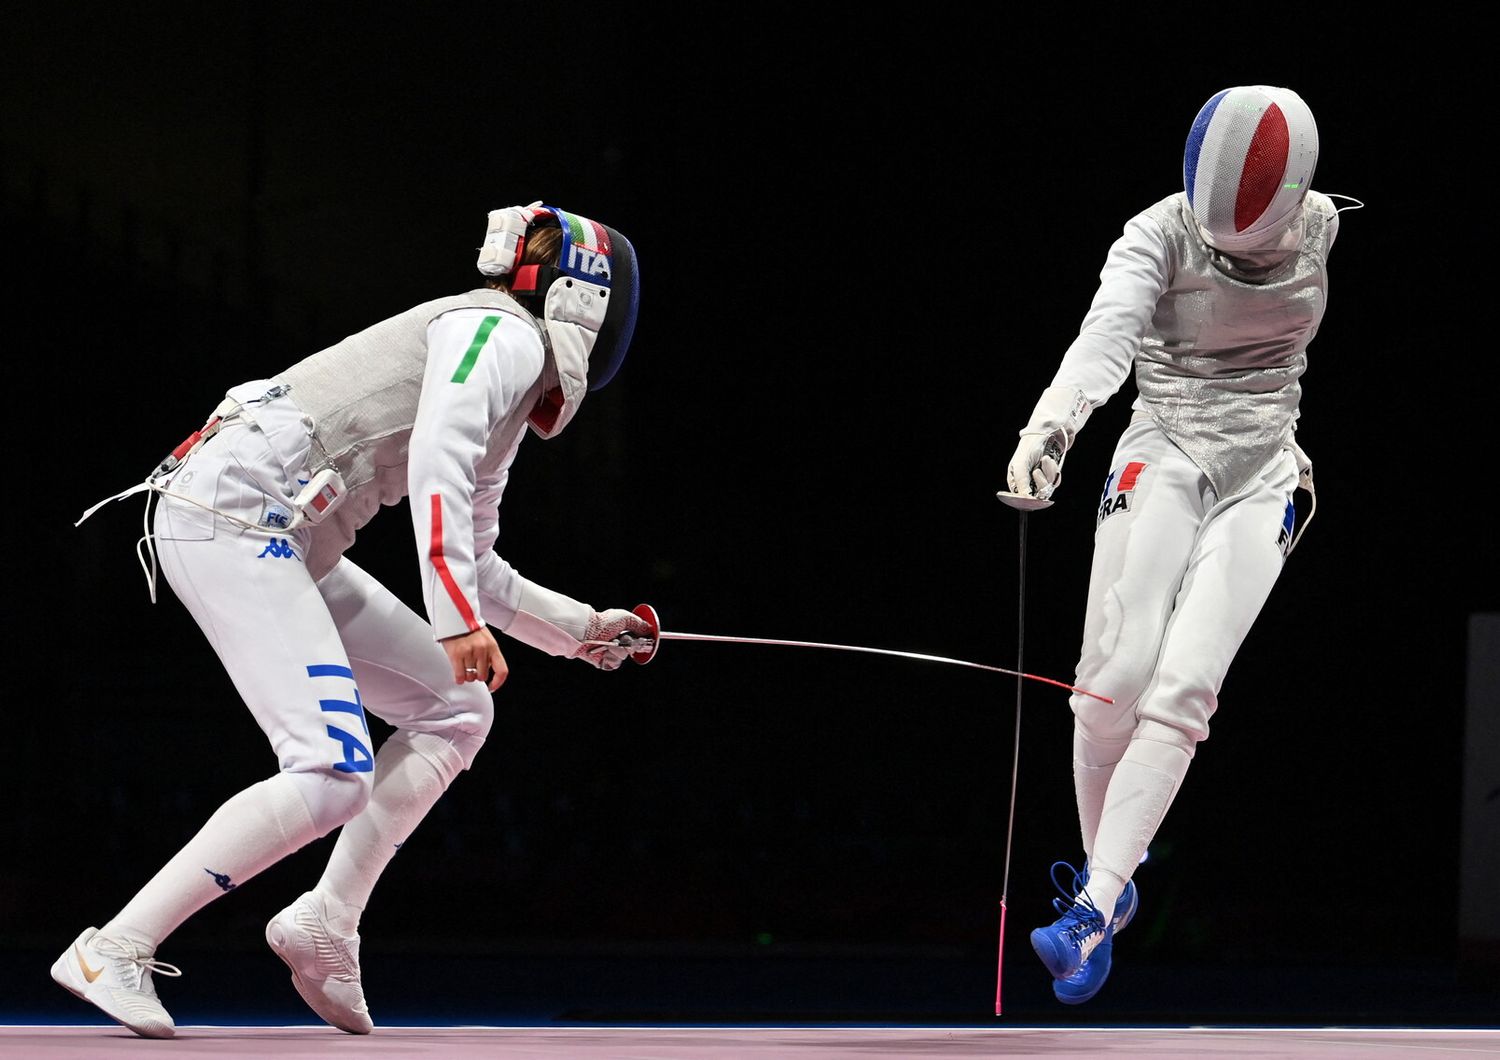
[1047,860,1106,943]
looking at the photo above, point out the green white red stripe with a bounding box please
[555,209,610,254]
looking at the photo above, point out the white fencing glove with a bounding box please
[503,579,652,671]
[577,609,655,670]
[1006,386,1092,501]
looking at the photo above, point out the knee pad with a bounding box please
[283,767,373,835]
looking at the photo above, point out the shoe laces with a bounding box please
[1047,861,1106,942]
[93,934,183,989]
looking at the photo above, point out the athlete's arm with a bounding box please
[1050,210,1173,408]
[409,308,542,686]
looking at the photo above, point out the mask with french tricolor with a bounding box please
[1184,86,1319,253]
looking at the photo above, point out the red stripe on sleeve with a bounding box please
[429,494,480,632]
[1118,461,1147,492]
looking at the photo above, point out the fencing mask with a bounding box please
[1183,86,1318,253]
[476,203,640,438]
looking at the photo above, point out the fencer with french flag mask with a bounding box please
[58,202,650,1039]
[1004,86,1359,1005]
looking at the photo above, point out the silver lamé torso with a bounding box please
[273,287,540,578]
[1133,190,1335,498]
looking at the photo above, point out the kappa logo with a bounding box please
[1098,461,1148,526]
[204,868,237,892]
[257,537,298,559]
[1277,499,1296,556]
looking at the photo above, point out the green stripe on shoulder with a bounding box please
[452,315,501,383]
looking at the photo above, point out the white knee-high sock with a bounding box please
[100,773,319,953]
[1073,728,1131,860]
[312,730,465,935]
[1083,738,1192,917]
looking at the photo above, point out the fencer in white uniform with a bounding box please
[1005,86,1353,1004]
[56,203,651,1038]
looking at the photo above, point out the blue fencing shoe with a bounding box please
[1053,876,1138,1004]
[1029,861,1111,980]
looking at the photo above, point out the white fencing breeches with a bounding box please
[151,392,493,835]
[1069,414,1298,882]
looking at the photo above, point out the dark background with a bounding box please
[5,4,1497,1029]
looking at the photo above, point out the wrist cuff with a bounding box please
[502,578,594,657]
[1023,386,1091,447]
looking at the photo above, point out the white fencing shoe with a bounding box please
[265,893,374,1034]
[50,927,181,1039]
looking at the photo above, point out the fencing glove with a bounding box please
[503,579,652,671]
[1006,386,1092,500]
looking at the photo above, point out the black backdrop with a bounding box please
[5,4,1497,1027]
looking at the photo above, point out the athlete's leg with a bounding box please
[1032,419,1210,982]
[1085,448,1299,914]
[264,556,493,1034]
[99,436,375,954]
[56,414,376,1038]
[306,556,493,932]
[1068,418,1211,862]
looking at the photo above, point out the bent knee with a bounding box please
[1072,658,1152,718]
[283,767,373,835]
[1133,715,1203,756]
[452,682,494,738]
[1136,672,1217,747]
[387,726,485,782]
[422,683,492,769]
[1072,689,1140,748]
